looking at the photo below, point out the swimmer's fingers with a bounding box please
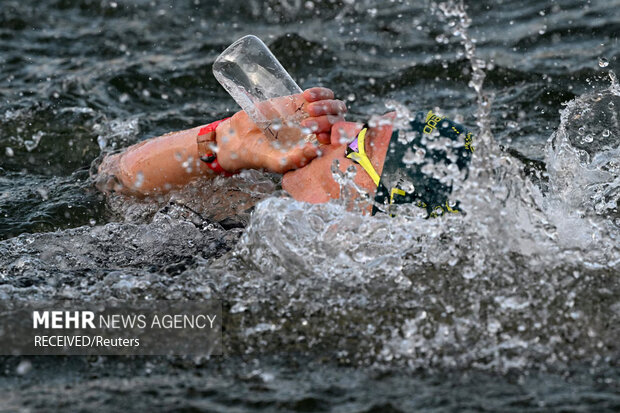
[302,87,334,102]
[306,100,347,117]
[301,114,345,135]
[264,143,319,174]
[316,133,331,145]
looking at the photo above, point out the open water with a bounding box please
[1,0,620,411]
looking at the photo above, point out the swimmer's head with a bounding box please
[283,111,473,216]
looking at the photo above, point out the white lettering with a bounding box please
[33,311,96,329]
[33,311,48,329]
[65,311,79,329]
[149,314,217,328]
[82,311,95,329]
[51,311,63,329]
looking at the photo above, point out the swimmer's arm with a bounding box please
[96,88,346,196]
[96,124,215,195]
[95,116,320,196]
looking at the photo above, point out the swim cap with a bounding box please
[347,110,473,217]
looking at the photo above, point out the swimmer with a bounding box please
[97,87,473,216]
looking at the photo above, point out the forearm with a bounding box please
[97,124,217,196]
[95,87,343,196]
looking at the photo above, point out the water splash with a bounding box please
[2,0,619,375]
[543,84,620,258]
[610,70,620,95]
[221,0,620,371]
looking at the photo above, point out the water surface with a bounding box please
[1,0,619,411]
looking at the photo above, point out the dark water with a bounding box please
[1,0,620,411]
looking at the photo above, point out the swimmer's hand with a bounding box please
[215,87,346,174]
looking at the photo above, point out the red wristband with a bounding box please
[197,117,230,142]
[205,158,234,177]
[196,117,237,176]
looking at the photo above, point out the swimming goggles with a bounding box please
[345,126,409,208]
[344,125,381,186]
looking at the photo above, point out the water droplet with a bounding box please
[89,218,97,226]
[24,131,44,152]
[599,57,609,68]
[401,148,416,165]
[487,319,501,334]
[271,119,282,131]
[462,270,477,279]
[230,302,247,313]
[345,164,357,179]
[5,147,14,156]
[401,147,425,165]
[97,135,107,149]
[435,34,449,44]
[134,171,144,188]
[602,129,611,137]
[37,188,48,200]
[16,360,32,376]
[347,93,356,102]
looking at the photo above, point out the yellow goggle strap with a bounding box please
[345,127,381,187]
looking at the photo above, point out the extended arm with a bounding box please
[96,87,345,196]
[96,125,210,195]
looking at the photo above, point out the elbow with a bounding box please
[95,152,150,197]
